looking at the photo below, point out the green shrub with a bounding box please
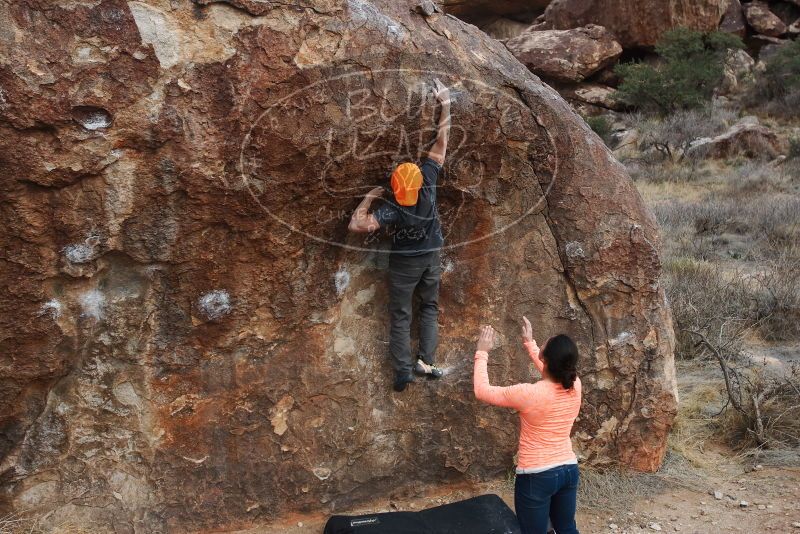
[745,40,800,118]
[585,115,613,145]
[614,28,743,114]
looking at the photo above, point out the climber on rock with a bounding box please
[347,78,451,392]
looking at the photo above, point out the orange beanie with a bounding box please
[391,163,423,206]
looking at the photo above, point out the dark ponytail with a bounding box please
[542,334,579,390]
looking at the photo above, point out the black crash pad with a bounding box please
[323,494,521,534]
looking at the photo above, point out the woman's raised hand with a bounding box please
[521,316,536,345]
[476,325,495,353]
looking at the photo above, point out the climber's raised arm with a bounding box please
[427,79,450,166]
[521,316,545,375]
[348,187,383,233]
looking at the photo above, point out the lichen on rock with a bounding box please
[197,290,233,321]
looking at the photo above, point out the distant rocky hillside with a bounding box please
[442,0,799,113]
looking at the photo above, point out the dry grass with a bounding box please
[667,361,728,468]
[752,89,800,120]
[660,235,800,348]
[718,363,800,447]
[0,513,94,534]
[575,449,719,513]
[627,161,709,184]
[662,259,759,357]
[0,514,37,534]
[629,113,800,471]
[0,514,48,534]
[577,468,666,512]
[790,137,800,160]
[667,357,800,472]
[636,178,721,204]
[753,253,800,341]
[653,194,800,250]
[664,265,800,448]
[653,160,800,346]
[728,161,798,196]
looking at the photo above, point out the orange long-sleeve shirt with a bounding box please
[474,341,582,471]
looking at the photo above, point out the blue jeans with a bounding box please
[515,464,580,534]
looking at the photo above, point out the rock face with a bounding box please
[506,25,623,82]
[755,36,792,60]
[0,0,678,531]
[720,0,748,37]
[720,49,756,95]
[544,0,731,48]
[769,0,800,25]
[743,1,788,36]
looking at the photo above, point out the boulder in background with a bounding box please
[721,0,748,37]
[506,24,623,82]
[743,1,788,36]
[544,0,731,48]
[768,0,800,25]
[720,48,756,94]
[689,116,786,158]
[565,84,626,111]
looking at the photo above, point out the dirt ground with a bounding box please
[227,462,799,534]
[227,354,800,534]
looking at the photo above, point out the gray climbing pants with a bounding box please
[388,251,441,376]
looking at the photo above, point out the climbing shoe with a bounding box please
[393,373,415,392]
[414,359,444,379]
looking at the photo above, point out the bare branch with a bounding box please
[684,329,745,413]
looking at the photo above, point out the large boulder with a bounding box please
[769,1,800,26]
[743,1,788,36]
[720,0,748,37]
[719,48,756,95]
[506,25,623,82]
[562,84,627,111]
[689,116,786,158]
[544,0,732,48]
[0,0,677,531]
